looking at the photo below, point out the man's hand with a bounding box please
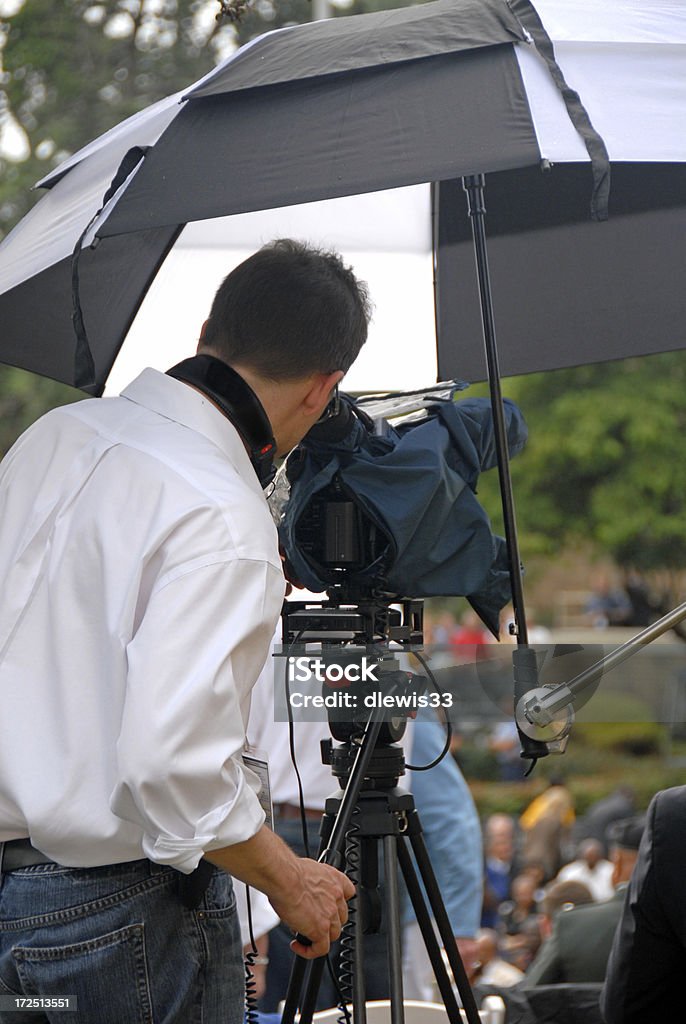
[269,857,355,959]
[204,825,355,960]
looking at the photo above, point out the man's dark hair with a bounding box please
[202,239,372,379]
[541,880,594,918]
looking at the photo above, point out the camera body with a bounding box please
[277,387,528,636]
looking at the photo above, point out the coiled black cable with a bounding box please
[243,886,261,1024]
[336,803,360,1024]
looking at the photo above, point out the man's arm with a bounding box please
[205,824,354,960]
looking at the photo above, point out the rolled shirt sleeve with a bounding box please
[111,555,284,873]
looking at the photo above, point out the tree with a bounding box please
[0,0,233,235]
[474,351,686,601]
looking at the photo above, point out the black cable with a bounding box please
[243,886,261,1024]
[405,649,453,771]
[283,629,312,858]
[336,805,360,1024]
[282,625,349,1012]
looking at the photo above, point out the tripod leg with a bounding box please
[396,838,465,1024]
[281,714,385,1024]
[281,956,308,1024]
[406,828,483,1024]
[383,835,406,1024]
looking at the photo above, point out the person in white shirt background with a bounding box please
[555,838,615,902]
[0,239,370,1024]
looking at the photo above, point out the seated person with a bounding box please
[522,817,644,986]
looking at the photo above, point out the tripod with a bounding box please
[280,708,482,1024]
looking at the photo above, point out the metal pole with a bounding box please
[463,173,529,645]
[529,599,686,722]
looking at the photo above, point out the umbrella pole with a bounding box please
[462,175,551,766]
[462,174,528,645]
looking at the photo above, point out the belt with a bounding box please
[273,802,322,822]
[0,839,211,911]
[0,838,57,874]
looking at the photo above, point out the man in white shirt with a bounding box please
[556,838,615,902]
[0,239,368,1024]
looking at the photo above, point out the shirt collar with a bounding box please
[121,367,265,495]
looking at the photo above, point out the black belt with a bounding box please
[0,838,57,874]
[274,802,322,822]
[0,838,213,910]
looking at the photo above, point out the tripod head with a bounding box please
[280,593,427,739]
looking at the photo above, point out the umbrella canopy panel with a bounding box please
[105,186,438,396]
[97,48,539,239]
[436,162,686,381]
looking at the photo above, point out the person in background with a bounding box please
[584,571,632,628]
[401,713,483,1003]
[520,777,575,881]
[555,838,615,902]
[481,813,518,928]
[451,608,492,646]
[534,878,594,946]
[573,785,636,857]
[524,815,644,987]
[468,928,524,988]
[497,873,540,970]
[488,714,523,783]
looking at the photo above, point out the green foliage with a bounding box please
[471,352,686,575]
[468,750,686,821]
[572,690,667,756]
[0,368,83,456]
[1,0,230,234]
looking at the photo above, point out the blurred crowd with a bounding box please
[471,781,642,991]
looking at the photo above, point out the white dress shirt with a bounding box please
[556,857,616,902]
[0,368,285,873]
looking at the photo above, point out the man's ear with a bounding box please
[197,320,210,351]
[301,370,344,415]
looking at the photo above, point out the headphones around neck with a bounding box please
[167,354,277,488]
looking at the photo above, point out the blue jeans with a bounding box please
[0,859,244,1024]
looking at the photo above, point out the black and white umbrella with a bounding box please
[0,0,684,396]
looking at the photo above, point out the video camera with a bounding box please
[277,383,527,635]
[272,384,528,746]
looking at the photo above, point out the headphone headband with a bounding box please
[167,355,276,488]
